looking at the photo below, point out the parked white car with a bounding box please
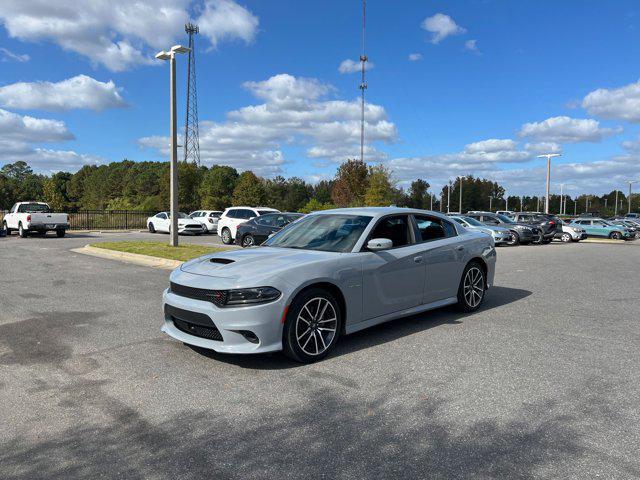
[217,206,279,244]
[3,201,69,238]
[147,212,206,235]
[189,210,222,233]
[557,222,587,243]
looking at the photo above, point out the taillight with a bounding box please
[26,214,31,222]
[549,221,555,225]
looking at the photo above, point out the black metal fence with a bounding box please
[68,210,156,230]
[0,210,155,230]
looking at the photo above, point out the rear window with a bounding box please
[17,203,51,213]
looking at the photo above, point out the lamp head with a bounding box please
[170,45,191,54]
[155,51,171,60]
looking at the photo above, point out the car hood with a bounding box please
[179,247,341,281]
[482,225,510,234]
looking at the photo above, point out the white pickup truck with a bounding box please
[3,202,70,238]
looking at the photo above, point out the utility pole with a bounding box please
[156,45,190,247]
[359,0,368,163]
[537,153,561,214]
[184,23,201,165]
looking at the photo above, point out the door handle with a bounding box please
[413,256,423,263]
[456,246,465,251]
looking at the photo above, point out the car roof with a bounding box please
[311,206,453,221]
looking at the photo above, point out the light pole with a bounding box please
[458,176,464,214]
[156,45,190,247]
[559,183,564,215]
[488,196,492,212]
[627,180,639,215]
[537,153,561,214]
[430,193,433,210]
[573,199,577,216]
[536,196,540,212]
[505,193,508,211]
[615,190,619,216]
[447,181,451,213]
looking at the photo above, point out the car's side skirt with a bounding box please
[345,297,458,335]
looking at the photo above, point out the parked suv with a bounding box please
[217,206,280,244]
[511,212,561,244]
[466,211,541,246]
[570,218,633,240]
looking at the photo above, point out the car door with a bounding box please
[361,214,426,320]
[414,214,465,304]
[5,204,18,228]
[156,213,169,232]
[578,220,596,236]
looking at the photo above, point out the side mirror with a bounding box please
[367,238,393,251]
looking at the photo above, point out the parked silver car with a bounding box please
[162,207,497,363]
[449,215,512,245]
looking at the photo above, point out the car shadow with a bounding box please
[188,285,532,370]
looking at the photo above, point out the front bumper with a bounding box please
[162,287,286,354]
[493,233,511,244]
[178,225,206,235]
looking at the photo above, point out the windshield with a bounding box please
[461,216,485,227]
[258,210,277,216]
[496,214,515,224]
[168,213,189,219]
[17,203,51,213]
[264,214,372,252]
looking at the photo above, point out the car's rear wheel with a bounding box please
[560,232,572,243]
[148,222,156,233]
[283,288,341,363]
[221,228,232,244]
[18,223,28,238]
[56,229,65,238]
[241,234,255,247]
[506,231,519,246]
[457,262,486,312]
[610,231,622,240]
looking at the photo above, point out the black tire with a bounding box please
[241,234,255,248]
[18,223,28,238]
[3,221,10,235]
[283,288,342,363]
[610,231,622,240]
[560,232,572,243]
[506,231,520,246]
[148,222,156,233]
[56,229,65,238]
[221,228,233,245]
[457,261,486,313]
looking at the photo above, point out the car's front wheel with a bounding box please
[283,288,341,363]
[560,232,572,243]
[610,231,622,240]
[56,229,65,238]
[506,231,519,246]
[241,234,255,247]
[148,222,156,233]
[2,221,10,235]
[457,262,486,312]
[221,228,232,244]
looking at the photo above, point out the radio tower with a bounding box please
[184,22,200,165]
[359,0,368,163]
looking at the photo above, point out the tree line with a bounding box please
[1,159,637,216]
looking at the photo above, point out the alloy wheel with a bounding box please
[295,297,338,356]
[242,235,254,247]
[463,266,484,308]
[561,233,571,243]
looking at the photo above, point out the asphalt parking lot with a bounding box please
[1,233,639,479]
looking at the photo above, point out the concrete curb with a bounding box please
[581,238,633,244]
[71,245,182,270]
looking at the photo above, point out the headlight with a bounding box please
[225,287,281,306]
[519,226,532,232]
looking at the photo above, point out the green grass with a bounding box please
[91,241,226,262]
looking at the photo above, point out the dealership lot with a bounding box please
[1,234,639,479]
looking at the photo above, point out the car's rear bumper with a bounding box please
[27,223,69,231]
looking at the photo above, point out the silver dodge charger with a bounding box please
[162,207,496,363]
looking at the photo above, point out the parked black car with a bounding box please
[511,212,562,244]
[235,212,304,247]
[466,211,542,246]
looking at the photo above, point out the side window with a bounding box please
[414,215,452,242]
[484,216,499,225]
[243,209,257,219]
[255,215,275,226]
[368,215,411,248]
[226,209,238,219]
[10,203,18,213]
[209,212,220,218]
[157,213,167,220]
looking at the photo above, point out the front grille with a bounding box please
[184,224,202,229]
[170,282,227,307]
[173,318,223,341]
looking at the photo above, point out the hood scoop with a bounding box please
[209,258,234,265]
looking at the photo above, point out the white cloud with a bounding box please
[338,58,374,74]
[0,0,258,71]
[408,53,423,61]
[622,135,640,152]
[0,47,29,62]
[0,75,126,111]
[0,108,73,143]
[582,79,640,123]
[464,39,479,53]
[421,13,466,44]
[524,142,562,154]
[518,116,621,143]
[198,0,259,48]
[139,73,397,175]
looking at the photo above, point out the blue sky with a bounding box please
[1,0,640,196]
